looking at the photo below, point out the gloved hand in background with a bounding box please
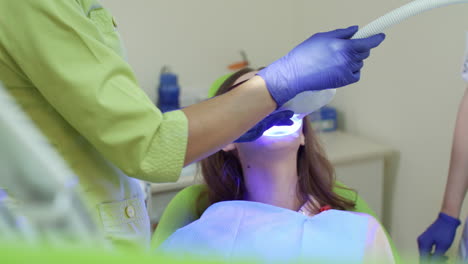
[418,213,461,261]
[258,25,386,107]
[235,110,294,143]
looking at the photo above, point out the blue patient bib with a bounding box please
[159,201,369,263]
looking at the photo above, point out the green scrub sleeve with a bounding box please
[0,0,188,183]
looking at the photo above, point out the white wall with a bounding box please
[101,0,468,260]
[100,0,301,105]
[295,0,468,258]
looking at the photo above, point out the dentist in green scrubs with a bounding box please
[0,0,385,248]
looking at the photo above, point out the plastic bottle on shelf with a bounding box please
[157,66,180,113]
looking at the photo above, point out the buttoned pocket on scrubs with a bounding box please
[98,196,151,248]
[87,6,126,57]
[88,6,115,34]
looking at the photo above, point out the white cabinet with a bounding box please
[151,132,396,223]
[319,132,396,220]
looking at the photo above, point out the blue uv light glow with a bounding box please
[262,114,302,137]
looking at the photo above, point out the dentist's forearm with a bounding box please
[182,76,276,165]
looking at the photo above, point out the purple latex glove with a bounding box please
[418,213,461,259]
[235,110,294,143]
[257,26,386,107]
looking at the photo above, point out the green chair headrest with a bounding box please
[207,73,233,98]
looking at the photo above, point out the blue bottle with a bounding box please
[319,106,337,132]
[309,106,338,132]
[157,69,180,113]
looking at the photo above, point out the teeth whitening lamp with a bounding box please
[263,114,304,137]
[280,0,468,118]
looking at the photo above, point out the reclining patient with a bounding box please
[159,68,395,264]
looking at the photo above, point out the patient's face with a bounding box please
[223,71,305,154]
[235,121,304,154]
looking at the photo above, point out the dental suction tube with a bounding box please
[281,0,468,117]
[353,0,468,39]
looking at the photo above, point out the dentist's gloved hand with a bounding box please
[258,26,386,107]
[417,213,461,259]
[235,110,294,143]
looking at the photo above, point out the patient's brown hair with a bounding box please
[201,67,356,213]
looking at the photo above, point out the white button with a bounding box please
[125,205,135,218]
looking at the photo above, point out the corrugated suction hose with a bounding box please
[282,0,468,117]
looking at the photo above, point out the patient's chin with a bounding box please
[238,132,302,152]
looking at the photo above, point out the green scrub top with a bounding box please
[0,0,188,248]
